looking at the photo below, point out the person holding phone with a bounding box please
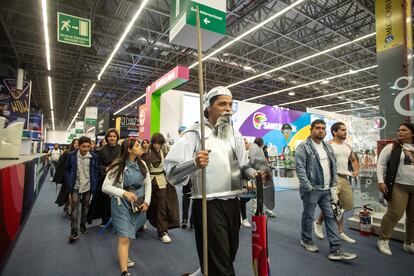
[102,138,152,276]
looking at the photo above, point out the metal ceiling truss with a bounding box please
[0,0,383,130]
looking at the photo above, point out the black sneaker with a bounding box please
[121,271,131,276]
[328,249,357,261]
[80,224,87,234]
[181,219,188,229]
[69,230,79,244]
[300,240,319,252]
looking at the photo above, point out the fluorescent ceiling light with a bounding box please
[337,106,379,113]
[114,93,146,115]
[97,0,150,80]
[313,96,379,109]
[243,66,253,71]
[288,91,295,96]
[51,110,55,131]
[227,32,376,88]
[188,0,307,70]
[67,112,79,132]
[47,76,54,111]
[244,64,377,102]
[77,83,96,112]
[279,84,379,106]
[320,79,330,85]
[86,126,95,133]
[41,0,51,71]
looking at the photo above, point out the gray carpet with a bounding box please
[2,179,413,276]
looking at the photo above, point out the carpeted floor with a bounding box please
[1,178,413,276]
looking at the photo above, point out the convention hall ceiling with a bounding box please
[0,0,386,129]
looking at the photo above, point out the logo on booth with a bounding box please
[253,112,267,130]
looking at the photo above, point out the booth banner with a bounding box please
[0,78,31,129]
[84,106,98,125]
[113,115,139,138]
[375,0,412,52]
[236,102,311,153]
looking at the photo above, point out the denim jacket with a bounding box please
[295,137,337,196]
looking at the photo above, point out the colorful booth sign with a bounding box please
[142,66,189,139]
[238,105,311,153]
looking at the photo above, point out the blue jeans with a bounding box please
[301,190,341,253]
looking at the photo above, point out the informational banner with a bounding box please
[84,106,98,125]
[57,12,91,47]
[376,0,412,52]
[0,78,31,129]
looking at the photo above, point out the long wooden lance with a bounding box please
[196,6,208,276]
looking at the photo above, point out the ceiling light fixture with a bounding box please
[227,32,376,88]
[288,91,295,96]
[77,83,96,113]
[114,93,146,115]
[188,0,307,70]
[278,84,379,106]
[313,96,379,109]
[320,79,330,85]
[47,76,54,110]
[41,0,51,71]
[67,112,79,132]
[244,64,377,102]
[97,0,150,80]
[243,65,253,71]
[337,106,379,113]
[51,110,55,131]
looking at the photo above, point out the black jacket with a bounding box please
[384,143,403,200]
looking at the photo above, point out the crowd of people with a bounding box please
[46,86,414,276]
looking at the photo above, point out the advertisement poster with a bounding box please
[112,115,139,138]
[236,102,311,154]
[0,78,31,129]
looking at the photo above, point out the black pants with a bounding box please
[240,198,250,220]
[193,198,240,276]
[182,193,194,224]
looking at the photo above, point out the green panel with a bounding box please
[75,129,83,134]
[57,12,91,47]
[186,1,226,35]
[150,94,161,135]
[85,118,96,125]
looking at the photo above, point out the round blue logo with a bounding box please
[385,35,394,44]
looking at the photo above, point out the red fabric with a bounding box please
[1,164,25,241]
[252,215,270,276]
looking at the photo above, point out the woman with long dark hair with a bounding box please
[102,138,151,276]
[141,139,150,154]
[143,133,179,243]
[88,128,121,225]
[377,122,414,255]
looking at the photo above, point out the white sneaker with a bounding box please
[127,258,135,267]
[403,242,414,254]
[339,232,356,244]
[314,222,324,239]
[377,239,392,256]
[143,222,148,230]
[241,219,251,228]
[159,233,172,244]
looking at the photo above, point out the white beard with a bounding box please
[214,112,233,140]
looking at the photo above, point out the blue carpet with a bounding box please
[1,179,413,276]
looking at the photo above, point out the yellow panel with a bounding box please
[376,0,404,52]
